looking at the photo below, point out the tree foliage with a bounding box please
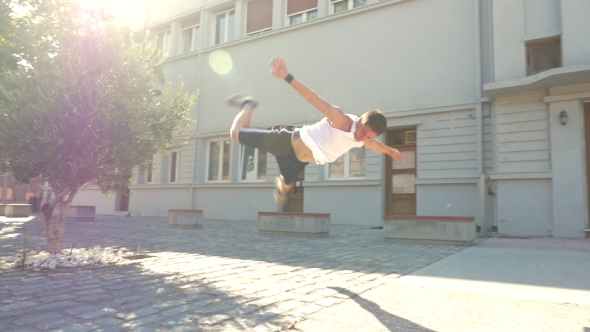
[0,0,196,253]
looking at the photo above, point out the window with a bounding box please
[181,20,200,53]
[146,158,153,183]
[327,147,366,179]
[332,0,366,13]
[241,146,267,180]
[247,0,272,35]
[154,29,171,56]
[170,151,180,182]
[526,38,561,76]
[287,0,318,25]
[208,139,231,181]
[215,9,235,45]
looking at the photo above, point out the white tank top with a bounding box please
[299,114,364,165]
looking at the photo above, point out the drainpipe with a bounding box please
[190,9,204,210]
[473,0,485,233]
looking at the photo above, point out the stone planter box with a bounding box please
[168,209,203,228]
[63,206,96,221]
[384,215,476,245]
[4,204,32,218]
[258,212,331,238]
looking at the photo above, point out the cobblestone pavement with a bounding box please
[0,215,464,331]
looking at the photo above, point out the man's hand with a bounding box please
[389,148,403,161]
[270,56,289,80]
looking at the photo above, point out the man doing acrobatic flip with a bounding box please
[228,56,403,205]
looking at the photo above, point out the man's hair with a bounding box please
[360,110,387,136]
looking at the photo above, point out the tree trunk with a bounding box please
[42,187,78,254]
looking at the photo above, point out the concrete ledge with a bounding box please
[168,209,203,228]
[4,204,32,218]
[258,212,331,238]
[64,206,95,221]
[384,215,476,245]
[0,204,5,216]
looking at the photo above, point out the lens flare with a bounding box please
[208,50,233,75]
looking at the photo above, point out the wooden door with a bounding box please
[385,129,417,215]
[283,170,304,212]
[119,186,130,212]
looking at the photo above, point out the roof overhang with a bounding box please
[483,64,590,98]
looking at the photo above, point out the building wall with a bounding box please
[129,0,485,226]
[561,0,590,67]
[74,187,117,215]
[71,0,501,230]
[487,0,590,237]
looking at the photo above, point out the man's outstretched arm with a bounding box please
[269,56,351,130]
[364,139,403,161]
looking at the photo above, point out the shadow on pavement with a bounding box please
[329,287,436,332]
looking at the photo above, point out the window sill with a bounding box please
[304,179,380,187]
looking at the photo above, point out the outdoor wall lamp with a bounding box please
[559,110,568,125]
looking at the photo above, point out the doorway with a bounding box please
[283,170,304,212]
[117,186,130,212]
[385,128,417,215]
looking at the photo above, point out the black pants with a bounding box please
[238,125,308,184]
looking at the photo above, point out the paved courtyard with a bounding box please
[0,215,464,331]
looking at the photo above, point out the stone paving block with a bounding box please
[199,314,232,325]
[35,317,78,331]
[39,299,79,311]
[122,313,164,328]
[152,300,186,309]
[14,311,63,326]
[120,300,149,311]
[161,305,191,317]
[115,307,158,320]
[157,314,199,326]
[78,307,117,320]
[76,294,111,302]
[0,301,37,311]
[315,297,344,307]
[73,288,105,296]
[50,322,99,332]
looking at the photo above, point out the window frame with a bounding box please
[146,157,153,183]
[525,37,562,76]
[331,0,367,14]
[181,24,200,53]
[326,147,366,180]
[287,8,318,26]
[154,29,171,56]
[239,146,268,182]
[207,138,232,182]
[214,9,236,45]
[169,150,180,183]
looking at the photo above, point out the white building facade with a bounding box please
[72,0,590,238]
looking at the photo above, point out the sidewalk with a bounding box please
[1,215,589,331]
[0,215,462,331]
[295,237,590,332]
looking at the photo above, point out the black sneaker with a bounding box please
[226,94,259,109]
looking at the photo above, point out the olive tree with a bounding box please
[0,0,196,253]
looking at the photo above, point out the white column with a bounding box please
[200,10,213,49]
[169,21,182,57]
[317,0,330,18]
[235,0,248,39]
[549,99,588,237]
[272,0,285,30]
